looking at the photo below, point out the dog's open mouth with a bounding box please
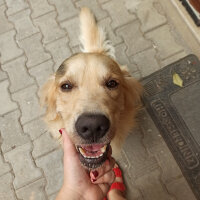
[76,143,110,169]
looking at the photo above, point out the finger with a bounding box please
[61,129,77,157]
[92,170,115,185]
[90,157,115,180]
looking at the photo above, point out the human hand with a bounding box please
[56,129,115,200]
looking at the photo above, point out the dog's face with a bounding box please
[40,7,142,169]
[41,53,142,168]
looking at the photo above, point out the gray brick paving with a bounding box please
[12,85,44,124]
[0,173,16,200]
[0,4,13,35]
[2,56,35,92]
[0,0,197,199]
[116,20,152,56]
[136,0,167,33]
[45,37,71,71]
[0,153,10,176]
[0,110,30,152]
[28,0,54,19]
[49,0,78,22]
[8,9,39,41]
[18,33,51,68]
[34,11,65,44]
[5,0,29,16]
[4,142,42,189]
[0,30,23,64]
[0,80,17,115]
[130,48,160,77]
[16,178,47,200]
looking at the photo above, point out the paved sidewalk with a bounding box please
[0,0,198,199]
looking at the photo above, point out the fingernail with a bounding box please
[92,179,96,182]
[59,129,62,135]
[92,170,98,178]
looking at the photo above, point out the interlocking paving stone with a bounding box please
[98,17,122,46]
[160,51,187,68]
[0,4,13,35]
[12,85,44,124]
[29,59,54,87]
[35,149,63,195]
[130,71,142,80]
[0,30,23,64]
[2,56,35,92]
[0,110,30,153]
[5,0,29,16]
[48,193,58,200]
[4,143,42,189]
[0,154,10,176]
[124,0,143,13]
[0,80,17,115]
[123,128,159,179]
[18,33,51,68]
[60,16,80,48]
[136,0,167,33]
[16,178,47,200]
[49,0,78,21]
[102,0,136,28]
[34,11,65,44]
[8,9,39,41]
[98,0,110,3]
[76,0,107,20]
[135,169,174,200]
[45,37,71,71]
[0,67,7,81]
[71,45,81,54]
[0,173,16,200]
[154,143,183,184]
[117,20,152,56]
[23,117,47,140]
[28,0,54,19]
[140,109,183,184]
[130,48,160,77]
[32,132,59,158]
[166,177,196,200]
[145,24,183,60]
[114,43,131,65]
[118,151,143,200]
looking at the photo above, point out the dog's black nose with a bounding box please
[75,114,110,141]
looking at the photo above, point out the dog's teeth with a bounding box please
[79,147,86,156]
[100,145,107,153]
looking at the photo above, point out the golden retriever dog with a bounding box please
[40,7,142,169]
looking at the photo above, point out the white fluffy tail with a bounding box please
[79,7,115,58]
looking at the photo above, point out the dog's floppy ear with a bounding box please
[79,7,115,58]
[40,75,58,121]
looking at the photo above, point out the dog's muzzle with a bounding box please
[75,113,110,168]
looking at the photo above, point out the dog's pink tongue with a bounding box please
[84,144,104,151]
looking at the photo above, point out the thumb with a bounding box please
[61,129,77,158]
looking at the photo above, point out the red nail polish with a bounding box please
[92,170,98,178]
[59,129,62,135]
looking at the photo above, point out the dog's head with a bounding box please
[40,8,142,169]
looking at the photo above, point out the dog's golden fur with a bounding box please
[40,7,142,157]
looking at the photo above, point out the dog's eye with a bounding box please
[106,80,119,89]
[61,83,73,91]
